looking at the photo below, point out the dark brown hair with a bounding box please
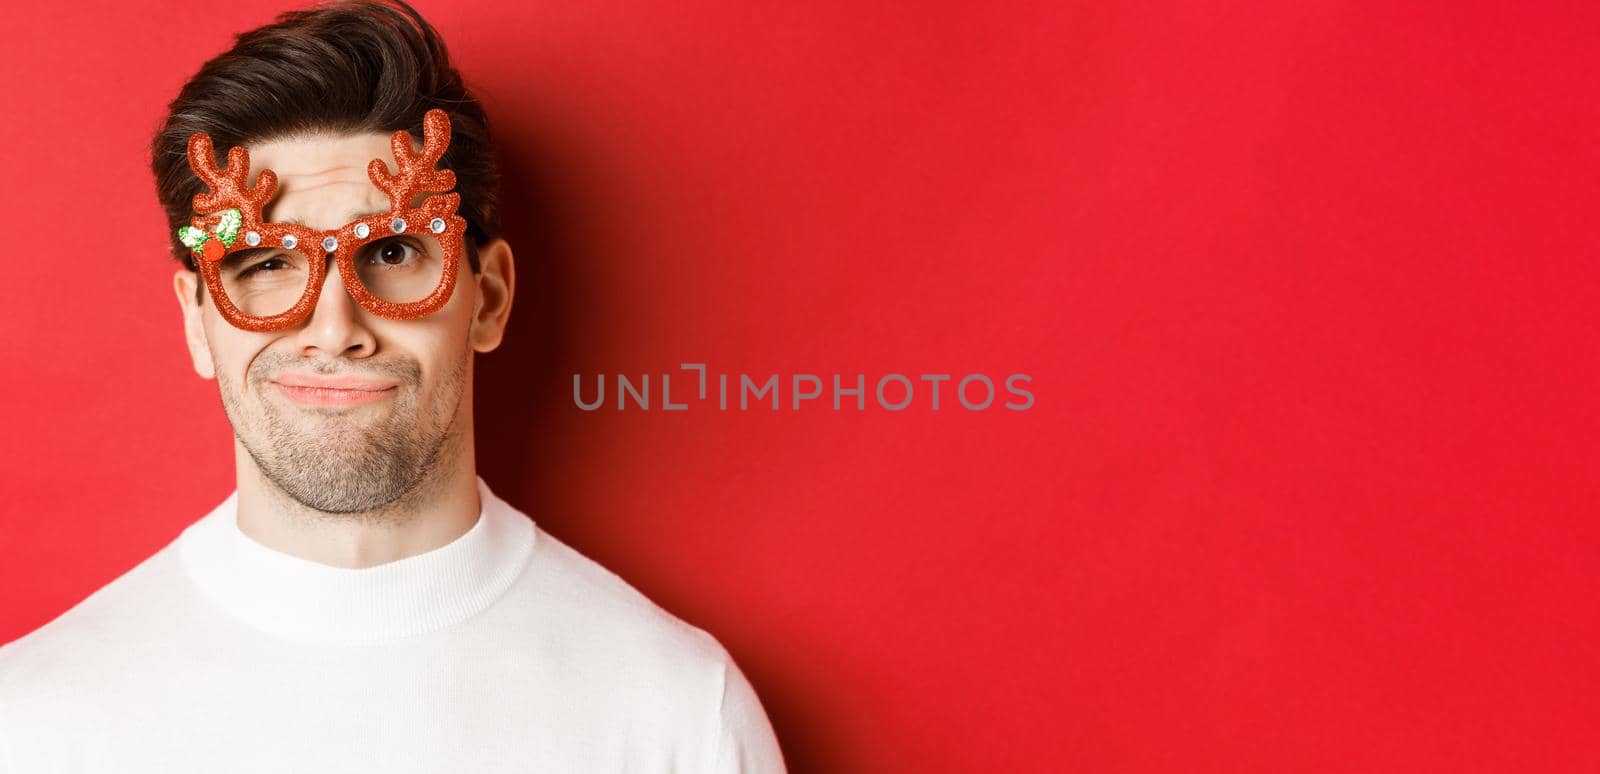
[150,0,499,302]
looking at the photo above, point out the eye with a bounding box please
[227,250,293,280]
[361,237,423,268]
[243,259,286,277]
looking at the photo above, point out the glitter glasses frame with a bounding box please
[180,108,468,334]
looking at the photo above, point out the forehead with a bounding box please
[244,131,424,230]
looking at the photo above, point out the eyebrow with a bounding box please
[279,207,392,227]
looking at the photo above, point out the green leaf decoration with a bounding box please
[177,225,209,255]
[214,208,242,248]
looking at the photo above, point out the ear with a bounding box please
[468,237,515,353]
[172,268,216,379]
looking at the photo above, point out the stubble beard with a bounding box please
[216,348,468,515]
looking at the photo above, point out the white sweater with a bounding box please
[0,476,786,773]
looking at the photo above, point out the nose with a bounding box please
[293,254,376,359]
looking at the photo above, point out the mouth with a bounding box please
[272,382,396,412]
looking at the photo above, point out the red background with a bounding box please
[1,2,1595,771]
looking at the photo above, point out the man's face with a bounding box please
[175,131,484,514]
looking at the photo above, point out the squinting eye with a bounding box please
[230,251,292,279]
[244,259,285,277]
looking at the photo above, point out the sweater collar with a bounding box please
[178,475,535,646]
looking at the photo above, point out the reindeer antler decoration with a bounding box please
[368,108,457,212]
[179,136,280,263]
[177,107,470,333]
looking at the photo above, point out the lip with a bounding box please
[274,372,400,390]
[271,372,399,408]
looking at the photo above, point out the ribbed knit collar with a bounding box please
[178,475,536,646]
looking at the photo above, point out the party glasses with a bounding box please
[177,108,467,333]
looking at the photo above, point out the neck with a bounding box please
[178,470,536,646]
[233,422,480,569]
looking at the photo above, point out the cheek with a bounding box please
[387,323,469,390]
[444,261,477,315]
[413,272,477,349]
[200,313,272,387]
[383,326,469,409]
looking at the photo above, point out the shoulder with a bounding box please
[504,526,787,770]
[517,524,732,670]
[0,535,191,700]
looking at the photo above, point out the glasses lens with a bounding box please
[353,233,448,305]
[219,246,313,318]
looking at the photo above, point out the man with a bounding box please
[0,1,786,772]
